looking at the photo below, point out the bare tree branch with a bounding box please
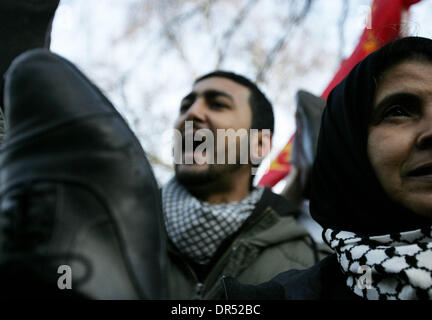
[216,0,260,69]
[154,2,216,78]
[255,0,313,84]
[165,5,203,29]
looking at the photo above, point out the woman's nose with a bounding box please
[416,106,432,149]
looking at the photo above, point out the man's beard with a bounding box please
[174,162,243,189]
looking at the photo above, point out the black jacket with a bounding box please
[222,254,362,300]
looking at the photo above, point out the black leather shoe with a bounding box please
[0,49,167,299]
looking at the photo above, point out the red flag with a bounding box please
[257,135,294,187]
[321,0,421,99]
[258,0,421,187]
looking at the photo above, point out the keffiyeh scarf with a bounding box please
[162,178,264,265]
[324,227,432,300]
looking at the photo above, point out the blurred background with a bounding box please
[49,0,432,189]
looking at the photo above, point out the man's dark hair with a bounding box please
[194,71,274,134]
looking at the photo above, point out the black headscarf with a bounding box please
[310,37,432,236]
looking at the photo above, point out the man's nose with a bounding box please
[185,97,207,123]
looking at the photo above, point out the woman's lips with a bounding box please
[407,163,432,177]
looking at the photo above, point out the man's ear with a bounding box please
[250,129,272,165]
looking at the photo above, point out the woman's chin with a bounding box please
[399,194,432,220]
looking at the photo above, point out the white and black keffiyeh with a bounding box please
[324,227,432,300]
[162,178,264,265]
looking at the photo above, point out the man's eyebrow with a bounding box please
[202,89,234,102]
[181,89,234,104]
[181,89,234,107]
[181,92,196,102]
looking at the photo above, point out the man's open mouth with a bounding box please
[182,130,211,153]
[180,131,212,165]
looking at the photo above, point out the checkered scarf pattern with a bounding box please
[324,227,432,300]
[162,178,264,265]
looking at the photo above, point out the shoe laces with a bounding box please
[0,182,55,253]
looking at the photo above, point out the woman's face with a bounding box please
[368,60,432,219]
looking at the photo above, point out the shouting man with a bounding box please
[163,71,325,299]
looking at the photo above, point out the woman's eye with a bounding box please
[382,105,411,119]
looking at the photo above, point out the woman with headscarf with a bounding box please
[222,36,432,300]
